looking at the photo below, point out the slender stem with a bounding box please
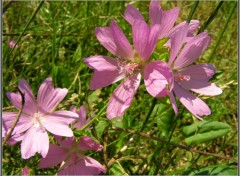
[208,2,237,63]
[197,1,224,34]
[7,1,45,58]
[2,0,14,14]
[111,127,237,162]
[2,89,25,147]
[187,1,199,23]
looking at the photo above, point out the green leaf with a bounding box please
[182,121,231,145]
[95,119,110,138]
[109,163,127,175]
[183,164,237,175]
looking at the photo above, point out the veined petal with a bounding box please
[71,105,88,129]
[84,56,126,90]
[149,0,163,27]
[124,4,145,26]
[55,136,75,149]
[58,155,106,175]
[2,112,32,136]
[174,32,211,70]
[173,83,211,120]
[21,126,49,159]
[168,24,188,67]
[132,20,150,61]
[169,91,178,115]
[39,144,67,168]
[43,111,78,137]
[95,21,134,60]
[144,61,173,98]
[158,7,179,39]
[37,77,68,114]
[107,72,141,119]
[78,136,103,151]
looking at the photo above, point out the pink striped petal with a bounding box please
[78,136,103,151]
[168,23,188,67]
[144,61,173,98]
[84,56,126,90]
[124,4,145,26]
[21,126,49,159]
[55,136,75,149]
[43,111,78,137]
[72,106,89,129]
[39,144,67,168]
[58,154,106,175]
[6,79,37,116]
[173,32,211,70]
[169,92,178,115]
[95,20,134,60]
[107,72,141,119]
[149,0,162,27]
[173,83,211,120]
[37,78,68,114]
[2,112,32,136]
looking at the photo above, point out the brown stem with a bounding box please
[111,127,237,162]
[103,127,109,168]
[2,88,25,147]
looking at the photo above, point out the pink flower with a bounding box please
[2,78,78,159]
[21,167,30,176]
[39,136,106,175]
[84,19,173,119]
[124,0,179,39]
[70,105,91,129]
[168,24,222,120]
[9,40,18,48]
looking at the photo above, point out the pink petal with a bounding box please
[21,126,49,159]
[173,83,211,120]
[6,79,37,115]
[43,110,78,137]
[149,0,162,27]
[2,112,32,136]
[37,77,68,114]
[55,136,75,149]
[84,56,126,90]
[173,32,211,70]
[144,61,173,98]
[168,23,188,67]
[72,106,88,129]
[3,133,23,146]
[124,4,145,26]
[95,20,134,60]
[78,136,103,151]
[169,91,178,115]
[58,155,106,175]
[39,144,67,168]
[107,72,141,119]
[178,64,222,96]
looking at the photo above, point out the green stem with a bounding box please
[187,1,199,23]
[197,1,224,34]
[7,1,44,59]
[208,2,237,63]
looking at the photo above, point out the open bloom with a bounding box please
[70,105,91,129]
[2,78,78,159]
[84,19,173,119]
[39,136,106,175]
[168,24,222,120]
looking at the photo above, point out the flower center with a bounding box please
[32,112,44,128]
[174,73,191,82]
[118,61,140,75]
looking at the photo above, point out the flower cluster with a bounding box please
[2,0,222,175]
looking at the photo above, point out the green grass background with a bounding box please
[2,1,238,175]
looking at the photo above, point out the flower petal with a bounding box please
[84,56,126,90]
[39,144,67,168]
[173,32,211,70]
[124,4,145,26]
[178,64,222,96]
[43,111,78,137]
[168,23,188,67]
[71,105,88,129]
[149,0,162,27]
[144,61,173,98]
[58,155,106,175]
[55,136,75,149]
[2,112,32,136]
[107,72,141,119]
[173,83,211,120]
[78,136,103,151]
[37,77,68,114]
[95,20,134,60]
[21,126,49,159]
